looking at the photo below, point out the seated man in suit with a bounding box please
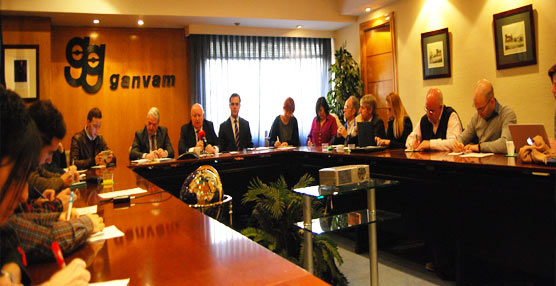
[453,79,517,153]
[354,94,385,145]
[331,95,359,145]
[178,103,218,155]
[406,88,462,151]
[219,93,254,151]
[130,107,174,160]
[70,107,116,169]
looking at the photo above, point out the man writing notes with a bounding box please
[406,88,462,151]
[129,107,174,160]
[179,103,218,154]
[218,93,254,151]
[70,107,116,169]
[453,79,517,153]
[331,95,359,145]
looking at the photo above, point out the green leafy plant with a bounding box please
[327,44,363,121]
[241,174,348,286]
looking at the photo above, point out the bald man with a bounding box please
[178,103,218,155]
[129,107,174,160]
[406,88,462,151]
[454,79,517,153]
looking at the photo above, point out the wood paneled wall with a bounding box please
[48,27,190,163]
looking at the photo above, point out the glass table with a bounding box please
[294,179,399,286]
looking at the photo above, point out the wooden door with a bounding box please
[360,13,397,126]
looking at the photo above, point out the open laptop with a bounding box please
[508,124,551,152]
[352,122,386,152]
[508,124,556,165]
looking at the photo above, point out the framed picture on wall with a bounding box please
[493,4,536,70]
[2,45,39,101]
[420,28,450,80]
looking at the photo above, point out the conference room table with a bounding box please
[130,146,555,285]
[27,165,329,285]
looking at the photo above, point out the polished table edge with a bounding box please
[128,147,556,175]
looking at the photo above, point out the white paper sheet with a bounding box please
[88,225,124,243]
[89,278,130,286]
[459,152,494,158]
[75,205,97,216]
[448,152,464,155]
[98,188,147,199]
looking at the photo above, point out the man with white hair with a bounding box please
[129,107,174,160]
[178,103,218,154]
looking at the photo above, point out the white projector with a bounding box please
[319,165,370,187]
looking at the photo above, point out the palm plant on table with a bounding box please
[241,174,348,286]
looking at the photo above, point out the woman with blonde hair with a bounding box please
[376,92,412,148]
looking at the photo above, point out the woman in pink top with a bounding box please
[307,97,337,146]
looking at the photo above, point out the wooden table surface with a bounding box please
[27,166,328,286]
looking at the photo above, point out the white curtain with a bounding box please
[190,35,331,146]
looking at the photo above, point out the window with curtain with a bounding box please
[189,34,331,147]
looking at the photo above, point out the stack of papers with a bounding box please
[88,225,124,243]
[74,205,98,216]
[98,188,147,199]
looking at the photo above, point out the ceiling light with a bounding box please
[296,25,302,29]
[137,19,144,26]
[365,7,371,12]
[93,19,100,24]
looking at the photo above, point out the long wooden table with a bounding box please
[130,147,555,284]
[27,166,328,285]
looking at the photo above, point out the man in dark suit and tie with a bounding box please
[129,107,174,160]
[178,103,218,155]
[219,93,253,151]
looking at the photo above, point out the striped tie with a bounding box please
[234,119,240,150]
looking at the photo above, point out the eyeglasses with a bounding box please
[424,107,436,115]
[474,97,492,112]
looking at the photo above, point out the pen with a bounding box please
[33,186,46,199]
[51,241,66,268]
[66,191,74,221]
[276,136,279,142]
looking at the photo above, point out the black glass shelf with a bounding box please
[295,209,401,234]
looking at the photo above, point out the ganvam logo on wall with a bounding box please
[64,37,105,94]
[64,36,176,93]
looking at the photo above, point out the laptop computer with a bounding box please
[508,124,551,152]
[357,122,376,147]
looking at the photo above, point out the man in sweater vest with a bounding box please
[454,79,517,153]
[406,88,462,151]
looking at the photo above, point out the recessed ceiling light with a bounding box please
[365,7,371,12]
[137,19,144,26]
[296,25,302,29]
[93,19,100,24]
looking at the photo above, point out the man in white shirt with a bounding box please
[406,88,462,151]
[332,95,359,145]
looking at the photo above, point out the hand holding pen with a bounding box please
[50,241,91,286]
[66,191,74,221]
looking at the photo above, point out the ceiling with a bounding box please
[1,0,397,31]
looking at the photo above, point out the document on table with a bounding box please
[98,187,147,199]
[131,158,149,164]
[75,205,97,216]
[448,152,464,155]
[88,225,124,243]
[89,278,130,286]
[459,152,494,158]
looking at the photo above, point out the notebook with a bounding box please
[357,122,376,147]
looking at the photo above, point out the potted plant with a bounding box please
[241,174,348,286]
[327,45,363,122]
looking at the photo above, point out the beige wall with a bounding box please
[334,0,556,136]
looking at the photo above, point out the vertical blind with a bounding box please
[189,34,331,146]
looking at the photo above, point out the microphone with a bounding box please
[198,130,208,146]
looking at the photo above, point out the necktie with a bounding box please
[234,120,240,150]
[150,135,156,151]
